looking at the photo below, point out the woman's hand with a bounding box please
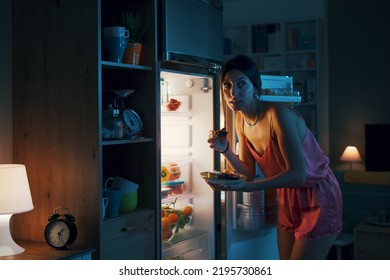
[206,180,248,191]
[208,129,229,153]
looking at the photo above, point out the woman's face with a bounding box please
[222,69,256,112]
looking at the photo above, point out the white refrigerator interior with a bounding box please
[161,70,215,260]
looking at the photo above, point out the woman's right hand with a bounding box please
[208,128,229,153]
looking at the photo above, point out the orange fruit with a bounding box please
[161,217,170,230]
[182,205,193,216]
[161,229,169,240]
[161,208,166,218]
[166,213,179,224]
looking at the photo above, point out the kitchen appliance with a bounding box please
[159,0,223,260]
[159,70,286,260]
[159,0,292,260]
[160,0,223,64]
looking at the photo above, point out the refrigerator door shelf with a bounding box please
[259,95,302,103]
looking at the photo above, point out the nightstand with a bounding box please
[0,240,95,260]
[354,222,390,259]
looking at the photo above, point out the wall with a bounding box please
[223,0,390,170]
[328,0,390,170]
[223,0,325,25]
[222,0,329,153]
[0,0,13,163]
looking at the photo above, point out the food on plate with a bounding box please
[210,128,228,139]
[166,98,181,111]
[215,129,228,137]
[210,169,240,180]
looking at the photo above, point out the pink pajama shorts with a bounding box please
[276,173,343,240]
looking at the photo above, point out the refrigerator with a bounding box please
[158,0,291,260]
[158,68,290,260]
[159,0,224,260]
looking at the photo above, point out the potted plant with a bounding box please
[118,11,148,65]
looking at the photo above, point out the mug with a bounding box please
[103,26,130,38]
[101,197,109,219]
[105,176,138,192]
[103,187,122,217]
[105,176,139,213]
[119,191,137,213]
[103,27,130,63]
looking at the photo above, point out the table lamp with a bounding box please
[340,146,362,170]
[0,164,34,256]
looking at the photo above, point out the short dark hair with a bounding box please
[220,54,262,91]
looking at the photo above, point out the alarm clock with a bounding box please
[44,207,78,250]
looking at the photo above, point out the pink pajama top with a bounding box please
[245,126,343,240]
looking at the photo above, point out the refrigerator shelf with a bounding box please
[259,95,302,103]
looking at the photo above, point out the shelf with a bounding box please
[161,111,192,118]
[223,18,321,138]
[102,137,153,145]
[260,95,301,103]
[101,61,153,71]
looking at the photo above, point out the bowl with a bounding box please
[162,180,184,195]
[163,204,193,231]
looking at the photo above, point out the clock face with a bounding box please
[123,109,143,133]
[44,220,71,248]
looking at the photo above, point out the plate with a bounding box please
[259,95,301,103]
[123,109,143,133]
[366,216,390,227]
[200,171,247,185]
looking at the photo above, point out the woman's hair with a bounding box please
[220,54,262,91]
[219,55,262,130]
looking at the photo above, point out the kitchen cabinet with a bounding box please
[223,18,326,140]
[354,222,390,259]
[101,208,155,259]
[12,0,159,259]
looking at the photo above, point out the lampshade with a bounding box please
[340,146,363,162]
[0,164,34,256]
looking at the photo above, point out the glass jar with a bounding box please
[103,105,123,140]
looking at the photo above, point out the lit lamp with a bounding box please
[0,164,34,256]
[340,146,362,170]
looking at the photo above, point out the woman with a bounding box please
[208,54,342,260]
